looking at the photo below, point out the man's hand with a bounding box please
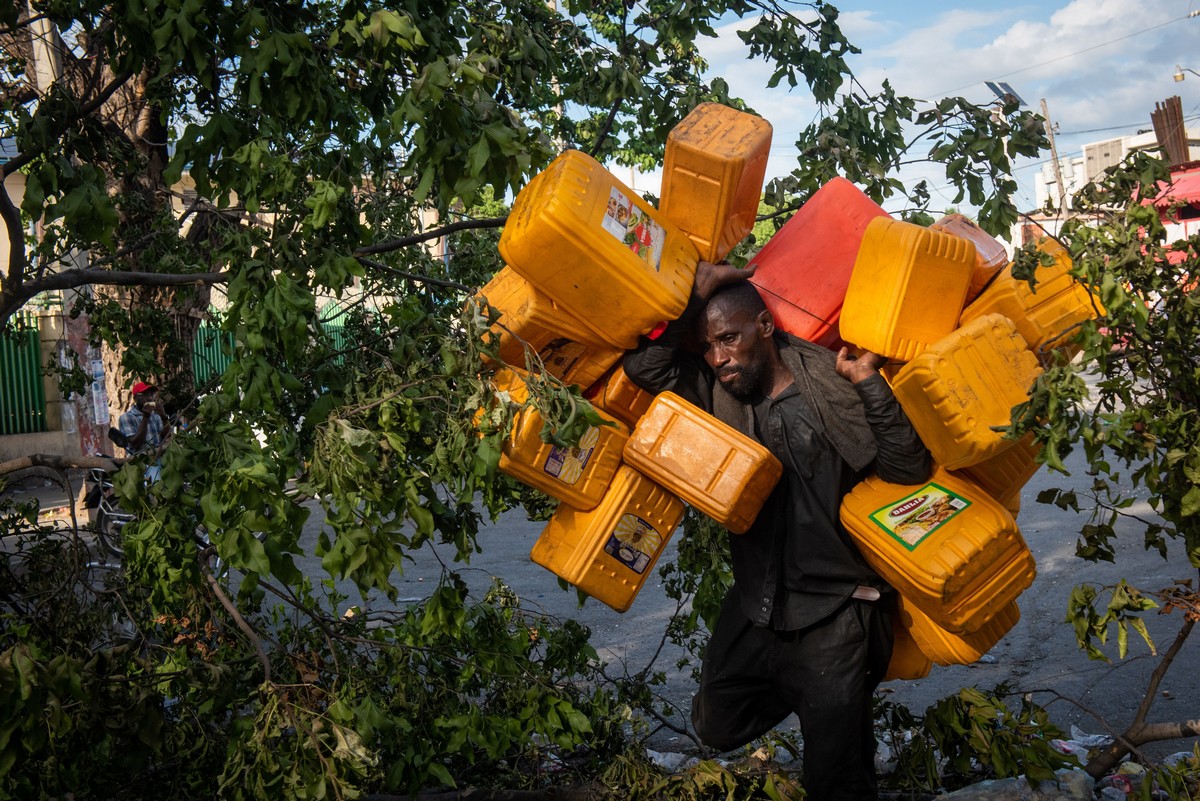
[835,347,887,384]
[693,260,756,301]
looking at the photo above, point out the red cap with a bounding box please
[131,381,155,395]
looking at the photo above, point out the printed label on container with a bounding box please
[603,513,663,574]
[543,427,600,485]
[540,338,586,379]
[869,482,971,551]
[600,187,665,272]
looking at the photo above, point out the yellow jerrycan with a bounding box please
[883,606,934,681]
[474,267,621,389]
[889,314,1043,471]
[897,594,1020,666]
[584,363,657,430]
[960,237,1104,362]
[485,369,628,511]
[499,150,698,350]
[840,467,1036,635]
[622,392,783,535]
[531,466,686,613]
[950,433,1042,517]
[840,217,976,362]
[659,103,773,262]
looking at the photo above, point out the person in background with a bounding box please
[622,260,930,801]
[118,381,169,457]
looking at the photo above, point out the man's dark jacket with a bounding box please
[622,291,931,629]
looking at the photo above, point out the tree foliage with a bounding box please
[0,0,1056,797]
[1009,152,1200,777]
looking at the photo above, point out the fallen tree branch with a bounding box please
[1,453,123,477]
[364,783,604,801]
[1085,617,1196,776]
[201,560,273,684]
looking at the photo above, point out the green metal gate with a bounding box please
[0,313,47,435]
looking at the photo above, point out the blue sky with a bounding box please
[640,0,1200,217]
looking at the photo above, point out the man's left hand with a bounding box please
[835,347,887,384]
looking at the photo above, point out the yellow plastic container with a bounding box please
[889,314,1043,471]
[884,608,934,681]
[840,467,1036,634]
[898,594,1020,666]
[622,392,783,535]
[951,434,1041,517]
[659,103,773,262]
[475,267,622,388]
[930,214,1009,302]
[959,237,1104,360]
[584,363,657,430]
[840,217,976,362]
[531,466,686,612]
[489,369,628,510]
[499,150,699,350]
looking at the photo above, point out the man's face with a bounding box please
[135,390,156,409]
[699,299,773,400]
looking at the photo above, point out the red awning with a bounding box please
[1153,169,1200,209]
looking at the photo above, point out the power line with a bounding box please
[932,11,1200,98]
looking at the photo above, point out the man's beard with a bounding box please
[716,359,766,400]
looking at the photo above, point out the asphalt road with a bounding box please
[295,439,1200,761]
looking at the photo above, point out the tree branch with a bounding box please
[354,216,508,257]
[1,268,228,326]
[1,453,123,477]
[1085,616,1196,776]
[355,257,472,293]
[587,97,623,158]
[0,68,135,178]
[201,561,272,684]
[363,783,603,801]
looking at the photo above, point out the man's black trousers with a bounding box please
[691,590,893,801]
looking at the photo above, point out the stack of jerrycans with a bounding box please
[832,214,1103,676]
[489,103,779,612]
[746,177,891,348]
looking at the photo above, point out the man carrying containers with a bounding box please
[623,260,931,801]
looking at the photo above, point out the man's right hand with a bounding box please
[693,260,756,302]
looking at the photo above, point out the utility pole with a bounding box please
[1040,98,1070,217]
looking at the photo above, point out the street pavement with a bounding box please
[6,435,1198,763]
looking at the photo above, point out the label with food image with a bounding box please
[868,483,971,550]
[599,187,665,272]
[603,513,663,574]
[542,426,600,485]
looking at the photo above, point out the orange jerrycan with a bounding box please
[840,217,976,362]
[884,607,934,681]
[475,267,622,389]
[950,433,1041,517]
[622,392,783,534]
[747,177,890,343]
[660,103,773,262]
[898,594,1020,667]
[584,363,657,430]
[889,314,1043,471]
[499,150,698,350]
[930,213,1009,303]
[840,467,1036,634]
[487,369,628,511]
[531,466,686,612]
[960,237,1104,362]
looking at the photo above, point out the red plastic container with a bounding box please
[747,177,890,343]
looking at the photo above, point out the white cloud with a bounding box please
[683,0,1200,211]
